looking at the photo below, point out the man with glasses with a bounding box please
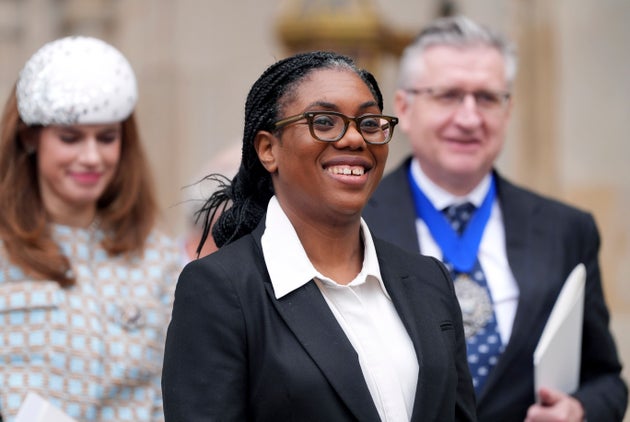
[363,15,627,421]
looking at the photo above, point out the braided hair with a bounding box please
[196,51,384,252]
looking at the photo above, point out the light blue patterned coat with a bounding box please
[0,224,181,421]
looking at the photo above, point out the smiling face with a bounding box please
[34,123,122,225]
[255,68,389,226]
[395,45,512,195]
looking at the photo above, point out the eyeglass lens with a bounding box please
[407,87,510,114]
[309,113,392,144]
[434,89,507,108]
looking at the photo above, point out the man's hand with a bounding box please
[524,387,585,422]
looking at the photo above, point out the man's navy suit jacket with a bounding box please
[362,157,627,421]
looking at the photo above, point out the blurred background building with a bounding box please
[0,1,628,416]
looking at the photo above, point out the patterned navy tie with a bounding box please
[442,202,504,394]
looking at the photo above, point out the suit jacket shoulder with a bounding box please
[363,157,420,253]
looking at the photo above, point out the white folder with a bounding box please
[533,263,585,399]
[15,391,78,422]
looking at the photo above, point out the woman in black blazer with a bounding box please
[161,51,476,421]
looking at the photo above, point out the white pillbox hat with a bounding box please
[17,35,138,126]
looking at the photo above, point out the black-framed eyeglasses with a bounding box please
[405,87,511,112]
[272,111,398,145]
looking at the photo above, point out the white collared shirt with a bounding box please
[262,196,419,422]
[410,159,520,344]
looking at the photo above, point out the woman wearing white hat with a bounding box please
[0,36,180,422]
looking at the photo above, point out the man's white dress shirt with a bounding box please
[410,158,520,344]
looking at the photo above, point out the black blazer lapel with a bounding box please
[266,282,380,422]
[376,240,461,421]
[364,158,421,254]
[477,173,553,401]
[378,261,429,418]
[252,225,380,422]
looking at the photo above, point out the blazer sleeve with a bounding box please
[162,257,248,421]
[572,214,628,420]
